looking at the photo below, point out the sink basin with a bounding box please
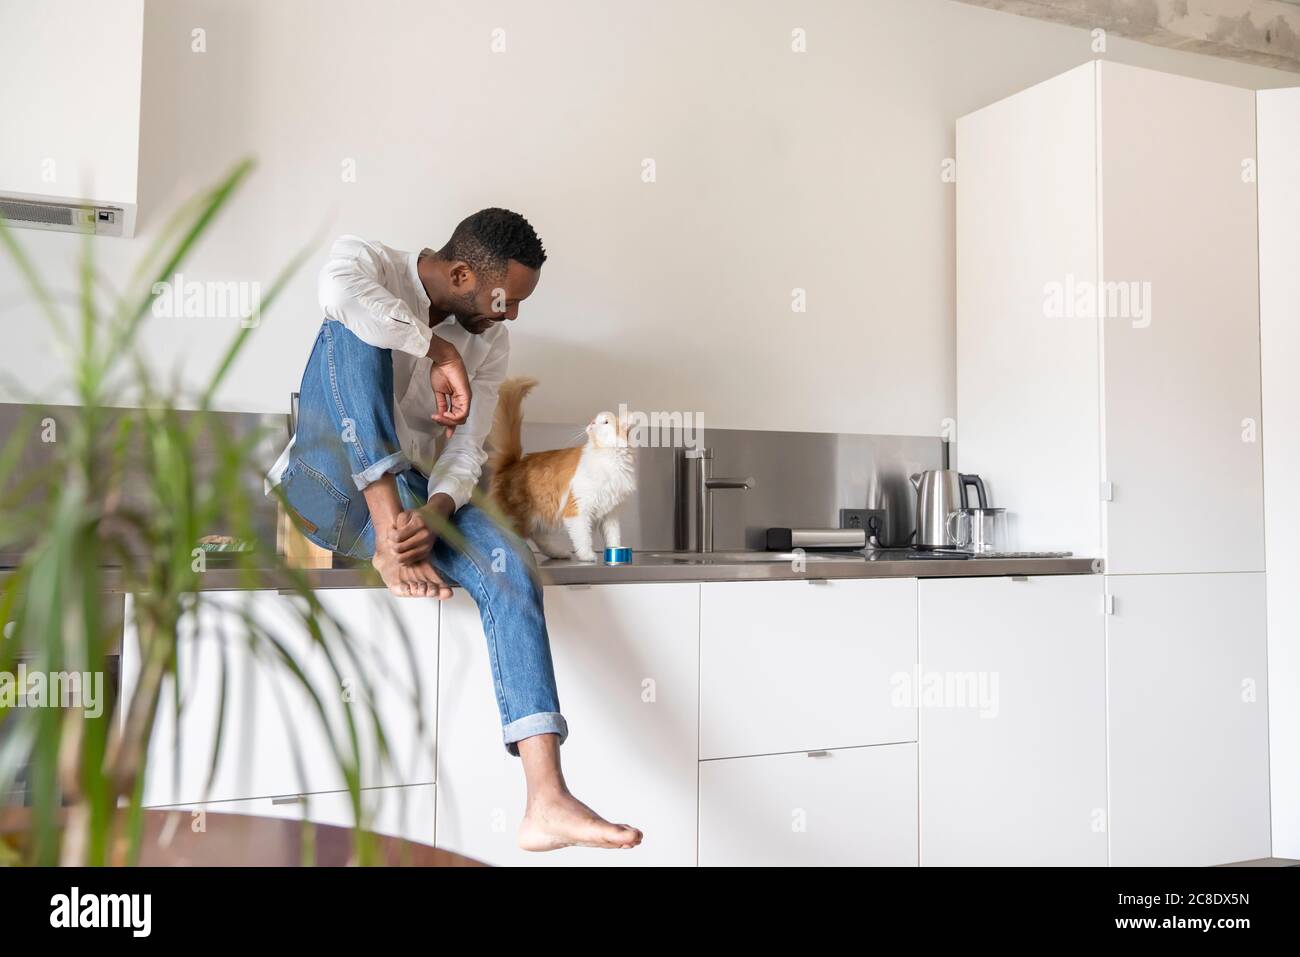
[639,550,851,565]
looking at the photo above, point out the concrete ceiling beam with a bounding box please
[952,0,1300,72]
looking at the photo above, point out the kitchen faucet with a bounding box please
[673,447,754,552]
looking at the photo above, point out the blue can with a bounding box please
[603,546,633,565]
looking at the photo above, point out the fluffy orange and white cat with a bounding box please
[488,378,635,562]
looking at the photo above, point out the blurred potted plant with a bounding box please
[0,160,425,865]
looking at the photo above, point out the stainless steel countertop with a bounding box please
[47,550,1098,593]
[527,551,1099,586]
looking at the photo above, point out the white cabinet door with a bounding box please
[150,783,437,848]
[126,591,339,807]
[313,590,439,787]
[1097,63,1264,574]
[918,575,1107,866]
[1107,573,1271,866]
[956,62,1103,559]
[125,588,438,807]
[436,582,699,866]
[699,578,916,760]
[699,743,917,867]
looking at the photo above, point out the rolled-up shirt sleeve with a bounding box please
[426,329,510,511]
[318,235,433,358]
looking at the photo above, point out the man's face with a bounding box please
[450,259,541,335]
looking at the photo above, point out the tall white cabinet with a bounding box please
[957,60,1263,572]
[957,61,1271,865]
[1258,86,1300,861]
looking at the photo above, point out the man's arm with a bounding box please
[318,235,432,355]
[319,235,470,432]
[389,331,509,562]
[426,330,508,510]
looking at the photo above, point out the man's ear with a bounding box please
[448,261,475,291]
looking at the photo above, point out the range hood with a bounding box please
[0,0,145,238]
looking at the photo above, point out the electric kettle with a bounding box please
[909,470,988,549]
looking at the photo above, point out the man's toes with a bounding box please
[609,823,640,841]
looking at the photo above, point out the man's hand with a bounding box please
[388,493,456,564]
[427,334,471,438]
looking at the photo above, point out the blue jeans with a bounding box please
[274,318,568,754]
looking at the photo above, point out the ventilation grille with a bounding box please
[0,197,124,236]
[0,200,73,226]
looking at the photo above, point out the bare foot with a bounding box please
[371,548,452,599]
[517,788,642,852]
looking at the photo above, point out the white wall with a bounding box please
[0,0,1294,434]
[1258,87,1300,861]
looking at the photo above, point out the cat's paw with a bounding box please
[573,549,598,563]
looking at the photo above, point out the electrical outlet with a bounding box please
[840,508,886,536]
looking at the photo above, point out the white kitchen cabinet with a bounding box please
[957,61,1264,575]
[313,589,439,787]
[1257,86,1300,861]
[147,783,437,848]
[123,588,438,808]
[699,578,916,760]
[955,63,1101,559]
[698,743,917,867]
[1106,573,1270,866]
[435,582,699,866]
[918,575,1107,866]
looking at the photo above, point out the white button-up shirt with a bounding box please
[269,234,508,510]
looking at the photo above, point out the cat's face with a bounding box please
[586,411,628,449]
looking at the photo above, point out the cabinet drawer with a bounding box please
[699,743,917,866]
[153,783,437,847]
[700,578,917,759]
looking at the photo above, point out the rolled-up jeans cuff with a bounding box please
[351,450,411,491]
[502,712,568,756]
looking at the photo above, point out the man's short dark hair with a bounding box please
[442,208,546,277]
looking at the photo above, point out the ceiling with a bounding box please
[953,0,1300,72]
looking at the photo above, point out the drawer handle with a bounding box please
[270,795,305,806]
[806,750,830,758]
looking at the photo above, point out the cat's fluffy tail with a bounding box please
[488,376,539,477]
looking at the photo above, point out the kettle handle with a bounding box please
[959,473,989,509]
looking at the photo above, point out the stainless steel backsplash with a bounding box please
[0,403,943,560]
[521,422,944,551]
[0,403,290,566]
